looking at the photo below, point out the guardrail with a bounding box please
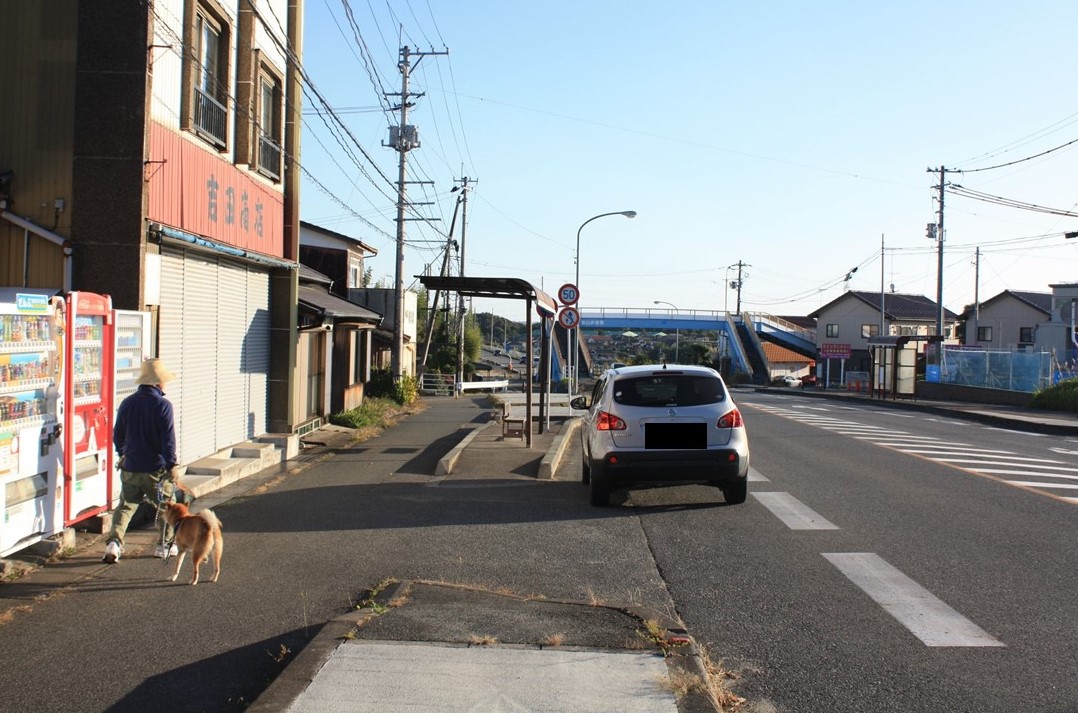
[459,379,509,393]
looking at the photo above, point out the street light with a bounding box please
[653,300,679,363]
[572,210,637,393]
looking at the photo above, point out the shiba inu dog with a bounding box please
[163,502,223,585]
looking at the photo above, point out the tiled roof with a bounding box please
[809,291,958,321]
[762,341,813,364]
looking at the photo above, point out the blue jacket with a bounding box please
[114,385,177,473]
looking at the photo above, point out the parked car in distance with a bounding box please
[776,374,800,387]
[800,374,817,388]
[569,364,749,506]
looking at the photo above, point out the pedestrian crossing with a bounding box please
[746,402,1078,505]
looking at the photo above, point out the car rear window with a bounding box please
[612,374,726,407]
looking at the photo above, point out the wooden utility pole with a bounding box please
[388,45,448,380]
[927,165,948,336]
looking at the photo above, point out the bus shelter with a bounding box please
[418,275,558,446]
[867,334,942,399]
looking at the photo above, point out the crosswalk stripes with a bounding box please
[745,401,1078,503]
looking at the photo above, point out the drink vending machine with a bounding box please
[110,309,151,505]
[0,289,65,557]
[62,291,114,527]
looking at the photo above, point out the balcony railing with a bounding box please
[194,85,227,148]
[257,131,282,181]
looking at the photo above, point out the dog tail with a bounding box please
[199,509,222,530]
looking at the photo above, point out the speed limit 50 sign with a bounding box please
[558,283,579,306]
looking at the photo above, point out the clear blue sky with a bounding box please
[299,1,1078,322]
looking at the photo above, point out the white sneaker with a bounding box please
[102,541,121,563]
[154,544,179,558]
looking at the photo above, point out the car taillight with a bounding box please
[717,408,743,429]
[596,411,628,431]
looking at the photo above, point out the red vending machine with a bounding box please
[63,291,114,527]
[110,309,151,506]
[0,289,65,557]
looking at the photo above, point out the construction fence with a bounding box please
[939,348,1056,393]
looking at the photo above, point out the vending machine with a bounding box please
[0,289,65,557]
[63,291,114,527]
[110,309,151,505]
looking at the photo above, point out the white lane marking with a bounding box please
[980,470,1078,481]
[1005,481,1078,490]
[930,457,1074,469]
[1050,447,1078,455]
[752,492,839,530]
[1064,497,1078,504]
[986,428,1048,437]
[822,553,1004,648]
[897,447,1019,456]
[747,467,769,482]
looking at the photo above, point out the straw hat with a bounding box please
[136,358,176,385]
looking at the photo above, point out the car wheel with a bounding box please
[590,476,610,506]
[589,462,610,506]
[722,478,747,505]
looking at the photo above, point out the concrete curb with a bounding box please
[436,421,496,475]
[539,417,581,480]
[246,580,722,713]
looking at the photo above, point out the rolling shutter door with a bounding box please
[159,247,273,465]
[215,264,247,447]
[244,268,270,437]
[159,249,187,461]
[176,252,219,463]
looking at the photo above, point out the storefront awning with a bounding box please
[298,285,382,323]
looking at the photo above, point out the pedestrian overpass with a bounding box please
[579,308,817,384]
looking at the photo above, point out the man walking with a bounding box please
[102,358,180,563]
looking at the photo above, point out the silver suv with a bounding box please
[570,364,750,506]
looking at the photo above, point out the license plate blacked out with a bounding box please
[645,423,706,449]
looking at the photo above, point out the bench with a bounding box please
[497,401,526,440]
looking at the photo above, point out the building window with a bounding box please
[826,324,839,338]
[353,331,370,385]
[977,326,992,342]
[195,12,227,146]
[1019,327,1034,344]
[861,324,879,338]
[348,256,362,289]
[256,68,283,179]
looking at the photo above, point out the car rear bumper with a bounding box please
[597,449,747,485]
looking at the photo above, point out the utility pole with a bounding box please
[455,177,474,395]
[971,246,981,345]
[734,260,749,314]
[387,45,448,381]
[927,165,948,337]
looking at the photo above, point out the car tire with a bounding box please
[590,476,610,506]
[581,457,590,484]
[589,463,610,506]
[722,478,747,505]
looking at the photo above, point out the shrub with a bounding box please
[329,397,397,429]
[1030,378,1078,412]
[366,370,419,406]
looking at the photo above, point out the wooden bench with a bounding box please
[498,401,526,440]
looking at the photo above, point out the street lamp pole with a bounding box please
[573,210,636,393]
[653,300,679,363]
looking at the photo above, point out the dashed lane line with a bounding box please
[823,552,1005,648]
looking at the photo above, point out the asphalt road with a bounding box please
[634,389,1078,712]
[2,390,1076,712]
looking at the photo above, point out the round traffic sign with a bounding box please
[558,306,580,329]
[558,283,579,306]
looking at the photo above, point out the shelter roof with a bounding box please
[417,276,558,316]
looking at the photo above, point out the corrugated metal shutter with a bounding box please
[180,253,220,462]
[244,268,270,436]
[159,247,273,465]
[159,249,186,459]
[215,262,247,446]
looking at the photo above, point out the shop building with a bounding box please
[0,1,305,469]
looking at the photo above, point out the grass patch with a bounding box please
[1030,378,1078,412]
[468,634,498,646]
[330,397,408,429]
